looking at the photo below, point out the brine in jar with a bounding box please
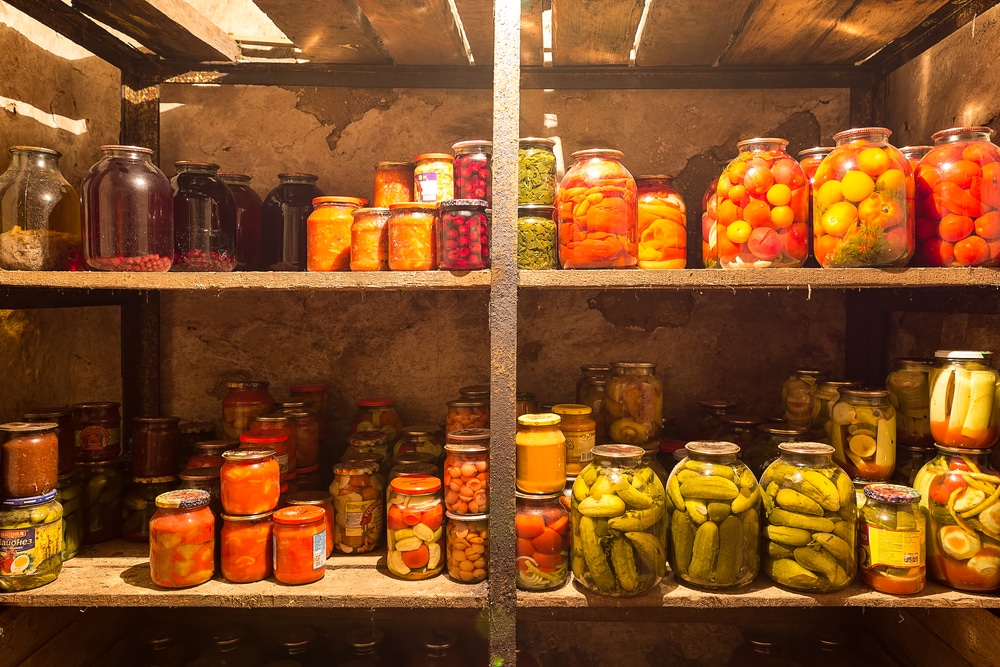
[928,350,999,449]
[452,140,492,205]
[516,491,570,591]
[386,475,444,580]
[829,388,896,481]
[635,174,686,269]
[781,368,830,428]
[517,204,557,269]
[859,483,925,594]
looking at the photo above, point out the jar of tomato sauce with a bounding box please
[413,153,454,203]
[350,207,391,271]
[130,416,181,478]
[1,422,59,499]
[72,401,121,462]
[330,460,383,553]
[635,174,686,269]
[149,489,215,588]
[351,398,404,442]
[222,381,274,440]
[374,161,413,207]
[246,418,295,479]
[386,475,444,580]
[516,414,566,494]
[220,448,280,515]
[285,490,335,558]
[388,203,437,270]
[23,407,74,476]
[273,505,327,585]
[220,511,273,583]
[443,431,489,515]
[307,195,368,272]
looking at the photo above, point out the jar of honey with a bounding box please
[306,195,368,272]
[350,207,391,271]
[388,202,437,270]
[516,414,566,494]
[374,161,414,207]
[413,153,454,203]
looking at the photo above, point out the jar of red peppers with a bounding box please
[635,174,686,269]
[701,175,720,268]
[557,148,637,269]
[437,199,489,270]
[23,407,74,476]
[170,161,237,271]
[307,196,368,272]
[220,511,272,583]
[516,491,570,591]
[250,414,296,469]
[413,153,454,203]
[388,202,437,270]
[351,398,404,441]
[812,127,915,267]
[72,401,121,462]
[149,489,215,588]
[350,207,390,271]
[915,126,1000,267]
[285,490,335,558]
[929,350,999,449]
[374,161,414,207]
[386,475,444,580]
[452,140,492,206]
[273,505,328,585]
[240,428,292,485]
[219,173,263,271]
[220,448,280,515]
[131,416,181,478]
[1,422,58,499]
[443,432,489,515]
[222,381,274,440]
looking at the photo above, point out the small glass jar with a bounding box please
[282,409,320,470]
[178,466,223,521]
[859,483,925,594]
[452,140,492,205]
[1,421,59,499]
[261,172,323,271]
[72,401,122,463]
[518,137,557,205]
[374,161,414,207]
[272,505,327,585]
[410,630,466,667]
[445,512,488,583]
[241,428,292,486]
[388,202,438,270]
[285,490,335,558]
[289,383,329,440]
[220,511,273,583]
[307,195,368,272]
[220,448,280,515]
[552,404,595,475]
[743,423,808,480]
[516,491,570,591]
[137,624,187,667]
[330,460,383,553]
[0,490,63,592]
[700,175,721,268]
[576,365,610,445]
[557,148,638,269]
[829,388,896,481]
[443,432,489,515]
[23,407,75,477]
[437,198,489,270]
[386,475,444,580]
[78,459,124,543]
[205,626,264,665]
[886,358,934,449]
[516,392,538,418]
[759,443,857,592]
[458,383,490,401]
[928,350,999,449]
[445,399,489,434]
[728,628,799,667]
[122,476,179,542]
[781,368,831,427]
[55,471,82,560]
[899,145,932,172]
[274,626,321,664]
[892,443,936,487]
[219,172,264,271]
[185,439,237,470]
[339,627,387,665]
[413,153,454,203]
[604,362,664,447]
[350,206,391,271]
[170,161,237,271]
[149,489,215,588]
[717,414,765,452]
[392,449,440,470]
[691,399,738,441]
[131,416,182,478]
[222,381,274,440]
[351,397,404,442]
[177,420,218,461]
[517,205,557,269]
[812,380,857,442]
[635,174,687,269]
[346,430,394,470]
[516,414,566,494]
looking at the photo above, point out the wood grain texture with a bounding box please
[0,606,80,667]
[353,0,469,65]
[866,609,976,667]
[454,0,493,67]
[19,609,128,667]
[520,0,545,66]
[251,0,391,64]
[636,0,755,67]
[721,0,858,65]
[906,609,1000,667]
[551,0,645,65]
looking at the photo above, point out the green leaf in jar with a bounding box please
[518,149,556,205]
[518,215,557,269]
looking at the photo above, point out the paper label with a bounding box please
[862,523,925,568]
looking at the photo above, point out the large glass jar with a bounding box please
[929,350,999,449]
[798,147,835,183]
[445,512,488,584]
[1,421,58,499]
[72,401,122,463]
[829,388,896,481]
[149,489,215,588]
[0,490,62,592]
[452,140,492,205]
[185,440,236,470]
[443,432,489,514]
[285,490,335,558]
[604,362,663,448]
[220,511,272,583]
[812,127,914,268]
[913,445,1000,592]
[914,126,1000,266]
[261,172,322,271]
[781,368,830,427]
[170,161,237,271]
[437,199,489,270]
[219,172,263,271]
[701,175,720,268]
[79,459,124,543]
[307,196,367,272]
[330,460,383,553]
[386,475,444,580]
[413,153,454,203]
[388,202,437,270]
[177,420,217,462]
[812,380,857,442]
[899,145,932,173]
[516,491,571,591]
[666,441,759,589]
[635,174,687,269]
[272,505,327,585]
[556,148,638,269]
[445,399,489,434]
[350,206,391,271]
[55,471,82,560]
[131,416,181,478]
[222,381,274,440]
[81,145,173,271]
[859,483,926,594]
[517,204,556,270]
[759,443,857,593]
[220,448,280,515]
[516,414,566,494]
[122,476,178,542]
[22,407,74,476]
[886,358,934,449]
[518,137,557,205]
[0,146,81,270]
[552,404,595,475]
[571,444,666,596]
[374,161,414,207]
[351,398,404,441]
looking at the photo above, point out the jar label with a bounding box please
[415,172,439,202]
[0,521,61,577]
[75,426,120,452]
[313,530,326,570]
[275,453,289,474]
[565,431,595,463]
[861,524,925,569]
[344,499,378,536]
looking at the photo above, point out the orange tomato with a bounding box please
[401,543,430,569]
[420,503,443,530]
[857,147,890,176]
[531,527,564,555]
[727,184,750,207]
[821,202,859,237]
[938,214,974,243]
[963,143,999,166]
[953,235,990,266]
[515,513,546,539]
[841,170,876,202]
[815,180,844,209]
[728,160,748,184]
[858,195,904,229]
[942,160,982,189]
[742,200,772,227]
[717,199,742,225]
[765,183,792,207]
[770,205,794,229]
[975,211,1000,240]
[744,166,775,197]
[814,234,841,265]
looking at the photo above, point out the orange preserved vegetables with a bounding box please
[273,505,327,585]
[149,489,215,588]
[350,207,390,271]
[220,511,272,583]
[374,161,413,207]
[306,196,367,272]
[388,203,437,270]
[220,448,279,515]
[636,175,687,269]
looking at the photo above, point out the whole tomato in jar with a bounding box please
[701,176,720,268]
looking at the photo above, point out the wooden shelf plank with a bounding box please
[636,0,755,67]
[551,0,644,66]
[251,0,391,64]
[353,0,470,65]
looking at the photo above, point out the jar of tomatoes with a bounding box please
[240,428,292,485]
[23,407,74,476]
[351,397,404,442]
[604,362,663,448]
[859,483,925,594]
[413,153,454,203]
[393,424,445,463]
[374,161,414,207]
[149,489,214,588]
[272,505,327,585]
[307,196,368,272]
[0,490,63,592]
[350,206,391,271]
[798,147,835,183]
[556,148,637,269]
[220,511,272,583]
[285,490,335,558]
[519,137,557,205]
[222,381,274,440]
[701,175,721,268]
[829,388,896,481]
[516,414,566,494]
[929,350,999,449]
[516,491,570,591]
[130,416,181,478]
[220,448,280,515]
[437,199,489,270]
[446,512,488,583]
[330,460,383,553]
[886,358,934,449]
[386,475,444,580]
[899,145,932,173]
[443,431,489,514]
[1,421,58,499]
[78,460,124,543]
[388,202,437,270]
[122,476,178,542]
[452,140,492,205]
[635,174,687,269]
[72,401,121,462]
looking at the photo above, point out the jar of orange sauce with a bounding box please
[516,414,566,494]
[306,196,367,272]
[285,490,335,558]
[220,448,280,515]
[350,207,390,271]
[272,505,327,585]
[388,203,437,270]
[374,162,413,207]
[220,511,273,583]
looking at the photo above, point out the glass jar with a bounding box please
[701,175,721,268]
[374,161,414,207]
[185,439,237,470]
[929,350,999,449]
[859,483,926,594]
[178,466,223,520]
[576,365,610,445]
[78,459,124,543]
[220,448,280,515]
[893,443,936,487]
[137,624,187,667]
[437,198,489,270]
[386,475,444,580]
[666,441,759,589]
[330,460,383,553]
[293,464,323,492]
[781,368,830,427]
[285,490,335,558]
[690,399,738,441]
[452,140,492,205]
[571,444,666,596]
[388,462,441,496]
[56,471,82,560]
[634,174,687,269]
[516,392,538,418]
[338,627,387,666]
[604,362,663,447]
[219,172,264,271]
[443,432,489,514]
[350,206,391,271]
[274,626,321,665]
[914,445,1000,591]
[445,512,488,583]
[886,358,934,449]
[798,147,835,183]
[222,381,274,440]
[122,476,178,542]
[351,397,404,441]
[552,404,595,475]
[0,490,62,592]
[556,148,638,269]
[22,407,74,477]
[220,511,273,583]
[81,145,173,272]
[0,146,81,270]
[72,401,122,463]
[516,491,570,591]
[261,172,323,271]
[812,127,914,267]
[516,414,566,494]
[149,489,215,588]
[518,137,557,206]
[899,145,932,172]
[409,630,466,667]
[445,399,489,434]
[517,204,557,270]
[759,443,857,592]
[812,380,857,442]
[345,430,394,471]
[743,423,808,480]
[413,153,454,203]
[204,625,264,666]
[393,449,439,470]
[242,428,292,487]
[289,383,328,440]
[387,202,437,270]
[914,127,1000,266]
[728,628,799,667]
[718,414,766,451]
[282,409,320,470]
[131,416,182,478]
[170,161,237,271]
[0,421,58,499]
[829,388,896,481]
[307,196,367,272]
[272,505,327,585]
[178,420,218,461]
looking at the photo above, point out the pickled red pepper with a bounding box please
[636,175,686,269]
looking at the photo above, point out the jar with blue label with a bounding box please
[272,505,327,585]
[0,490,63,591]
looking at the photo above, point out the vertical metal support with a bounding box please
[120,291,161,438]
[844,291,891,387]
[489,1,520,664]
[121,83,161,163]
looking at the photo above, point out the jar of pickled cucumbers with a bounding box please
[829,388,896,481]
[55,471,82,560]
[759,443,857,592]
[0,490,63,592]
[516,491,570,591]
[78,459,124,544]
[859,483,925,594]
[743,423,808,480]
[928,350,999,449]
[604,362,663,448]
[571,444,666,596]
[385,475,444,580]
[122,476,179,543]
[781,368,831,427]
[810,380,856,440]
[886,358,934,449]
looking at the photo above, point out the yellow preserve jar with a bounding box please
[516,413,566,494]
[552,404,596,475]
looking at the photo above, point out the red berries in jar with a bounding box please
[437,199,490,271]
[452,140,492,207]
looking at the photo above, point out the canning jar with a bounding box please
[0,490,62,592]
[22,407,74,477]
[285,490,335,558]
[261,172,322,271]
[437,198,489,270]
[386,475,444,580]
[914,127,1000,266]
[350,206,391,271]
[131,416,181,478]
[700,175,721,268]
[516,491,570,591]
[446,512,488,583]
[390,425,443,465]
[273,505,327,585]
[388,462,441,498]
[899,145,932,172]
[388,202,437,270]
[374,161,414,207]
[516,414,566,494]
[552,404,595,475]
[886,358,934,449]
[686,399,735,441]
[557,148,638,269]
[351,397,404,441]
[893,443,936,487]
[137,625,187,667]
[634,174,687,269]
[571,444,666,596]
[929,350,999,448]
[122,476,178,542]
[459,384,490,401]
[393,449,440,470]
[78,459,124,543]
[289,383,328,440]
[452,140,492,205]
[293,464,323,493]
[413,153,454,203]
[222,381,274,440]
[859,483,925,594]
[914,445,1000,591]
[798,147,835,183]
[759,443,857,592]
[170,161,237,271]
[178,466,223,520]
[220,448,280,515]
[516,392,538,418]
[516,204,557,270]
[330,460,383,553]
[829,388,896,481]
[81,145,173,272]
[443,432,489,514]
[812,380,857,442]
[178,420,217,461]
[0,146,81,270]
[718,414,766,451]
[307,195,367,271]
[1,421,58,498]
[346,430,394,470]
[247,418,295,478]
[274,626,321,665]
[219,172,263,270]
[604,362,663,447]
[728,628,798,667]
[743,423,808,480]
[339,627,387,665]
[576,365,610,444]
[282,409,320,470]
[220,511,272,583]
[445,399,490,435]
[812,127,914,268]
[518,137,557,205]
[185,439,237,470]
[56,471,82,560]
[149,489,215,588]
[72,401,121,462]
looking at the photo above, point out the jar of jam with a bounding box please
[149,489,215,588]
[552,404,595,475]
[413,153,454,203]
[122,476,178,542]
[388,202,437,270]
[185,439,238,470]
[781,368,831,427]
[437,199,489,270]
[635,174,687,269]
[219,172,263,271]
[350,206,391,271]
[261,172,323,271]
[700,175,721,268]
[1,421,58,498]
[220,511,272,583]
[281,409,320,470]
[247,418,295,478]
[273,505,327,585]
[178,421,217,461]
[23,407,74,476]
[886,358,934,449]
[446,399,489,434]
[374,161,414,207]
[517,205,556,270]
[330,460,383,553]
[307,195,368,272]
[516,491,570,591]
[929,350,999,449]
[829,388,896,481]
[72,401,121,462]
[516,413,566,494]
[170,161,237,271]
[604,362,663,447]
[0,490,63,592]
[351,398,404,442]
[220,448,280,515]
[452,140,492,204]
[222,381,274,440]
[78,459,124,543]
[443,431,489,515]
[556,148,638,269]
[386,475,444,580]
[131,416,182,478]
[518,137,557,205]
[859,483,925,594]
[55,471,82,560]
[445,512,488,583]
[289,383,329,440]
[285,490,335,558]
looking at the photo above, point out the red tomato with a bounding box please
[532,551,567,571]
[920,238,954,266]
[747,227,781,261]
[727,184,750,208]
[926,144,965,166]
[420,503,443,530]
[954,236,990,265]
[939,214,974,242]
[963,143,999,166]
[546,515,569,534]
[744,166,775,197]
[929,473,967,504]
[915,165,940,199]
[515,513,546,539]
[942,160,982,189]
[401,508,422,526]
[728,161,748,184]
[976,211,1000,240]
[783,223,808,259]
[717,200,741,225]
[531,527,565,555]
[517,537,535,557]
[771,158,805,189]
[387,505,407,530]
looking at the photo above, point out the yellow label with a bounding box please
[344,500,375,536]
[564,431,596,464]
[865,524,925,569]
